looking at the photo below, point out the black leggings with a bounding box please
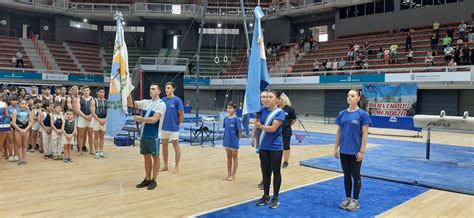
[259,150,283,197]
[340,154,362,199]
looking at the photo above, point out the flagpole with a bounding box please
[239,0,251,56]
[195,0,208,127]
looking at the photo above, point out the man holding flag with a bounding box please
[242,6,285,209]
[106,12,167,190]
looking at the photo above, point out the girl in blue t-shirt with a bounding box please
[254,90,285,209]
[334,89,371,212]
[252,91,269,190]
[222,101,242,181]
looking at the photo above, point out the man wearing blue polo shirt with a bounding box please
[161,82,184,174]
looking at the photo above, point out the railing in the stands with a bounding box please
[198,65,474,80]
[6,0,370,17]
[0,66,105,77]
[30,32,53,70]
[136,57,189,66]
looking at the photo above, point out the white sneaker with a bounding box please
[339,197,352,209]
[95,152,101,159]
[8,156,15,162]
[99,151,106,158]
[346,199,360,211]
[14,156,19,161]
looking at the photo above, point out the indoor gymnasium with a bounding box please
[0,0,473,217]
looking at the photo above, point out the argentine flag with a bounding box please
[106,11,135,137]
[243,6,270,115]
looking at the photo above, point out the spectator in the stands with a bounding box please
[448,58,457,67]
[390,44,398,64]
[459,21,468,41]
[187,61,193,74]
[11,56,16,68]
[433,20,440,35]
[294,52,300,64]
[446,26,455,39]
[384,48,390,65]
[321,59,327,70]
[272,46,277,60]
[362,59,369,70]
[355,58,363,70]
[462,44,470,65]
[309,37,316,50]
[134,35,138,48]
[443,35,452,48]
[471,47,474,65]
[377,47,383,59]
[15,49,24,68]
[353,43,360,60]
[347,48,354,61]
[140,36,144,48]
[267,46,272,58]
[453,45,461,65]
[456,38,464,46]
[407,50,414,63]
[312,60,320,72]
[425,51,434,66]
[338,58,347,71]
[444,45,454,65]
[332,59,338,71]
[325,60,332,71]
[405,31,413,52]
[364,41,371,57]
[298,38,305,50]
[431,32,439,55]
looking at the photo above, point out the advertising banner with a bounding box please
[362,83,417,116]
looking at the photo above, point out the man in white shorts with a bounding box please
[73,86,94,155]
[160,82,184,174]
[91,87,107,159]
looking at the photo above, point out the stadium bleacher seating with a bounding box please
[178,48,238,76]
[288,22,470,74]
[66,41,103,74]
[46,41,81,72]
[0,36,33,69]
[103,47,161,73]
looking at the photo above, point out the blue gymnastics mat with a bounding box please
[300,132,474,195]
[199,177,428,217]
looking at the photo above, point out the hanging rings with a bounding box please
[223,55,228,63]
[214,56,220,64]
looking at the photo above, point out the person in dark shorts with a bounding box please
[279,93,296,169]
[128,84,166,190]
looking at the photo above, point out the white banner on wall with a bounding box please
[210,76,320,86]
[385,72,472,82]
[140,65,187,72]
[104,76,111,83]
[42,73,68,81]
[210,78,246,85]
[270,76,320,84]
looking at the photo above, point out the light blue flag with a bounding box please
[106,11,135,137]
[243,6,270,115]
